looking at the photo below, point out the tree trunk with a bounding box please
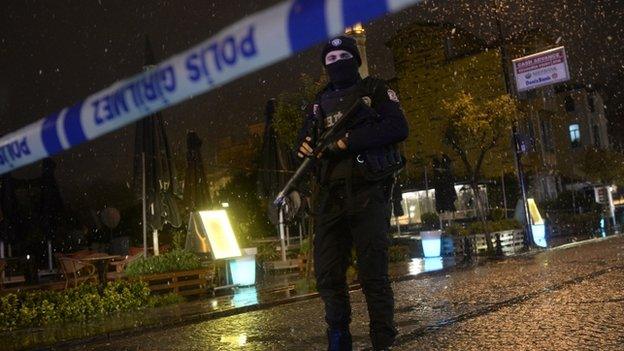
[471,181,494,254]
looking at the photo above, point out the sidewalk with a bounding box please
[6,258,458,350]
[6,235,621,350]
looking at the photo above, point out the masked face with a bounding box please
[324,49,353,65]
[324,50,360,88]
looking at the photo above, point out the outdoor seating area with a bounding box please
[0,248,150,294]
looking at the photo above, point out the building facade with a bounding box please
[387,22,611,202]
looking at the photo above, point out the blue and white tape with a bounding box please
[0,0,421,175]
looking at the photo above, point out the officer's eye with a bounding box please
[339,53,352,59]
[326,54,337,64]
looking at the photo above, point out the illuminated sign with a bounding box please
[526,198,544,225]
[512,46,570,92]
[185,210,242,259]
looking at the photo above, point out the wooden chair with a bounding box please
[106,252,143,280]
[56,255,98,288]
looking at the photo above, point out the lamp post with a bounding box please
[493,0,534,247]
[345,23,369,78]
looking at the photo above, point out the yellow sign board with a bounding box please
[527,198,544,225]
[186,210,242,259]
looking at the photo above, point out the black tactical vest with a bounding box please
[315,78,405,184]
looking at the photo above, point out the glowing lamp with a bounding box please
[185,210,242,259]
[229,248,257,286]
[421,230,442,258]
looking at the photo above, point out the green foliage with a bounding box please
[256,242,281,263]
[124,249,202,277]
[148,293,186,308]
[554,212,601,235]
[294,277,317,294]
[467,219,522,235]
[490,208,507,221]
[299,239,311,255]
[388,245,410,262]
[171,229,186,250]
[273,73,327,148]
[446,224,466,236]
[541,190,600,214]
[581,148,624,186]
[420,212,440,230]
[0,280,171,331]
[215,171,274,248]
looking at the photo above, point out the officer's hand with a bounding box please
[297,137,313,158]
[336,137,348,150]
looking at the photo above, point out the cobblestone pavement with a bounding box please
[64,236,624,351]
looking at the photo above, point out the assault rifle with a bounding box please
[273,97,364,208]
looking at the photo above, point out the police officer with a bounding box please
[297,36,409,351]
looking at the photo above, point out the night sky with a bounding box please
[1,0,622,210]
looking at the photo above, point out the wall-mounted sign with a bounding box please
[512,46,570,92]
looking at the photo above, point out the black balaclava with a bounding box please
[326,57,360,89]
[322,36,362,90]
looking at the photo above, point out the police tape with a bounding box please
[0,0,421,175]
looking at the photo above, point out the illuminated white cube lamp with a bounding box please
[229,248,257,286]
[185,210,257,285]
[420,230,442,258]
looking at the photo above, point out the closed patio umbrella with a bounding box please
[183,131,211,212]
[257,99,295,260]
[133,36,182,256]
[0,173,19,258]
[40,158,64,271]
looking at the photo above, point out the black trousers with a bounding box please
[314,179,397,349]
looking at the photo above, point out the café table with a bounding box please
[78,255,123,283]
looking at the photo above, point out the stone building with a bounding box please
[387,22,610,202]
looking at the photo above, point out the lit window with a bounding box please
[569,124,580,148]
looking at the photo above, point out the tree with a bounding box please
[215,170,274,248]
[273,73,327,148]
[442,92,517,252]
[580,148,624,186]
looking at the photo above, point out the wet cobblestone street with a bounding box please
[66,236,624,351]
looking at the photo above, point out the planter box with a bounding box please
[474,229,524,255]
[138,267,215,297]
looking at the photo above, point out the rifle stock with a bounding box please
[273,98,363,207]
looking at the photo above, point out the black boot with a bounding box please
[327,328,352,351]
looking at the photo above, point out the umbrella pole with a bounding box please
[153,229,160,256]
[0,241,3,284]
[142,152,148,257]
[278,206,287,261]
[47,240,53,271]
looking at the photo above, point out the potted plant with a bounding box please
[420,212,442,258]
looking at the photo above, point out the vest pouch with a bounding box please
[356,145,405,182]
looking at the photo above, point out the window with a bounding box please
[564,96,575,112]
[588,95,595,113]
[569,124,581,148]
